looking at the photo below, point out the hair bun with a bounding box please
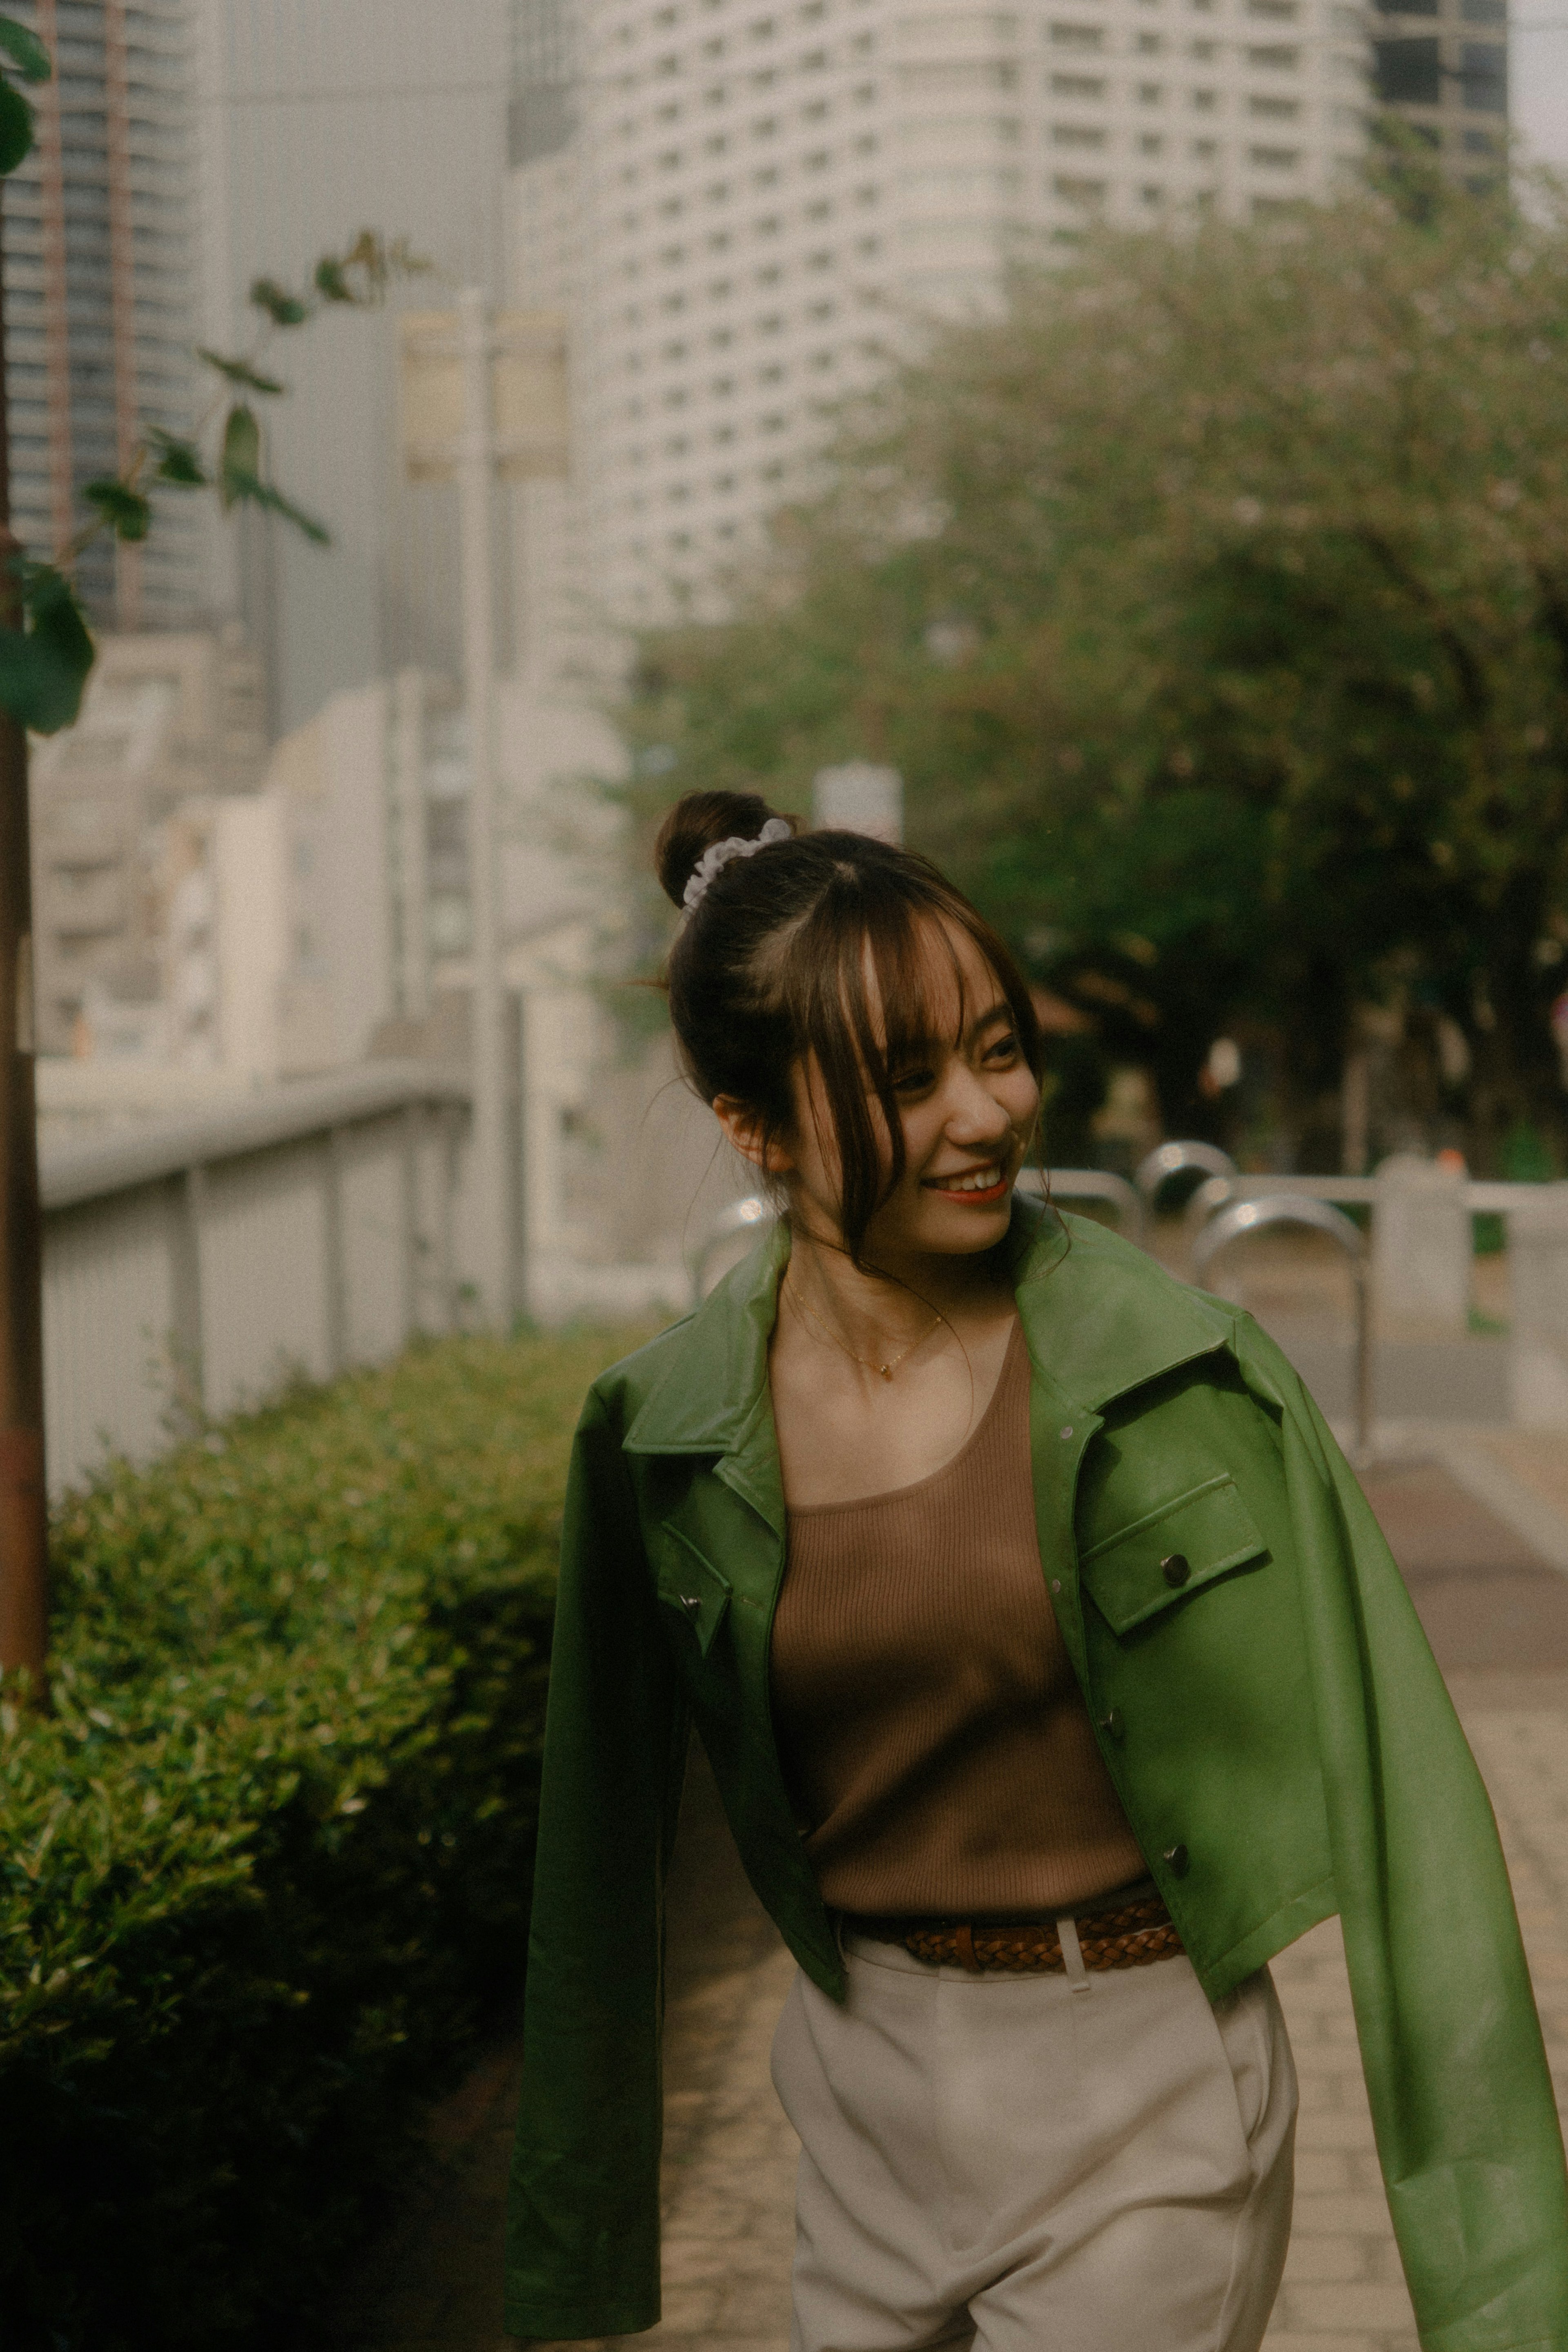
[653,789,796,910]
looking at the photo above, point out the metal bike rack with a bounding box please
[691,1166,1147,1306]
[1134,1139,1238,1213]
[1016,1167,1146,1247]
[1191,1195,1373,1464]
[690,1193,774,1305]
[1182,1170,1237,1248]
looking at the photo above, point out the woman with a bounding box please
[506,794,1567,2352]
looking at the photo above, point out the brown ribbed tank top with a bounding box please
[771,1321,1146,1918]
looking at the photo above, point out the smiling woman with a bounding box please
[504,790,1568,2352]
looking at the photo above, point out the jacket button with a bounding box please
[1161,1552,1191,1588]
[1163,1842,1190,1877]
[1100,1707,1125,1742]
[1059,1425,1074,1441]
[680,1594,702,1616]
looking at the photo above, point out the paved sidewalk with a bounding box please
[343,1455,1568,2352]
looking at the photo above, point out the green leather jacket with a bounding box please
[507,1206,1568,2348]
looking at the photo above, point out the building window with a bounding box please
[1460,42,1506,109]
[1249,94,1300,115]
[1192,87,1218,107]
[1245,43,1299,65]
[1373,35,1439,101]
[1049,23,1106,47]
[1138,80,1165,100]
[1052,123,1107,145]
[1249,142,1300,165]
[1140,183,1164,202]
[1052,72,1107,94]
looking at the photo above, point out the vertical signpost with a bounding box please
[398,297,568,1327]
[812,762,904,845]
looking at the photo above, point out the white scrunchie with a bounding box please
[681,816,793,917]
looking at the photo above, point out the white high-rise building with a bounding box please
[508,0,1372,632]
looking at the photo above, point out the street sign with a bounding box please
[397,308,570,485]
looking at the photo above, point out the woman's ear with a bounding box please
[713,1095,793,1174]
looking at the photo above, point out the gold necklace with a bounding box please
[788,1279,945,1381]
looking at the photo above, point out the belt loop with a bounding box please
[955,1922,981,1973]
[1056,1913,1092,1993]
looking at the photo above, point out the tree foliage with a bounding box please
[630,157,1568,1167]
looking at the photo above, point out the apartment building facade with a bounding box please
[510,0,1374,629]
[2,0,202,631]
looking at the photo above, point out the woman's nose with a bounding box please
[945,1068,1013,1141]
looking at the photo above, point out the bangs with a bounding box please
[776,854,1042,1267]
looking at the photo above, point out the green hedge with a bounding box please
[0,1324,649,2352]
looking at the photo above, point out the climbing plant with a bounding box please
[0,14,425,733]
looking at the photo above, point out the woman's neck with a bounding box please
[784,1222,1011,1347]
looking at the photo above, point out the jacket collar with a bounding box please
[623,1198,1232,1462]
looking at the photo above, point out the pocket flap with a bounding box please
[654,1524,733,1659]
[1079,1474,1267,1636]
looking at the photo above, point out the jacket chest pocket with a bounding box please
[652,1523,733,1660]
[1079,1473,1268,1636]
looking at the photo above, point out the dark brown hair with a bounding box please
[655,789,1043,1267]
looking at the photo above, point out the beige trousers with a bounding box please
[770,1933,1297,2352]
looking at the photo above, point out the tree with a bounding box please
[626,152,1568,1172]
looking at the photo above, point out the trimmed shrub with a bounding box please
[0,1323,650,2352]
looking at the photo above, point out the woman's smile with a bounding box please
[920,1161,1012,1204]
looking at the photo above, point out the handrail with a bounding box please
[40,1059,470,1213]
[1192,1195,1372,1462]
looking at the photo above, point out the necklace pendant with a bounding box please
[879,1363,893,1380]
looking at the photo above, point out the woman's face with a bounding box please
[784,919,1041,1266]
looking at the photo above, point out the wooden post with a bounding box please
[0,176,49,1687]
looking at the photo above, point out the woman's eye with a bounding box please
[892,1066,936,1094]
[984,1032,1021,1063]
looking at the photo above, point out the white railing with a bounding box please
[40,1063,472,1494]
[690,1155,1568,1433]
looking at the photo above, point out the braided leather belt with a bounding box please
[845,1891,1183,1976]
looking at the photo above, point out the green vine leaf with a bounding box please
[83,479,152,542]
[313,257,361,306]
[249,276,311,328]
[220,466,331,547]
[198,348,286,396]
[147,430,206,488]
[0,564,94,733]
[0,16,53,82]
[219,406,262,511]
[0,77,33,175]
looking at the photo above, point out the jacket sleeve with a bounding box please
[1239,1318,1568,2352]
[506,1385,690,2341]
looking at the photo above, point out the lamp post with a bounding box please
[398,295,568,1326]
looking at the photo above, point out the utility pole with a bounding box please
[457,286,513,1329]
[398,294,569,1329]
[0,181,49,1688]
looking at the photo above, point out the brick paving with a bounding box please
[341,1457,1568,2352]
